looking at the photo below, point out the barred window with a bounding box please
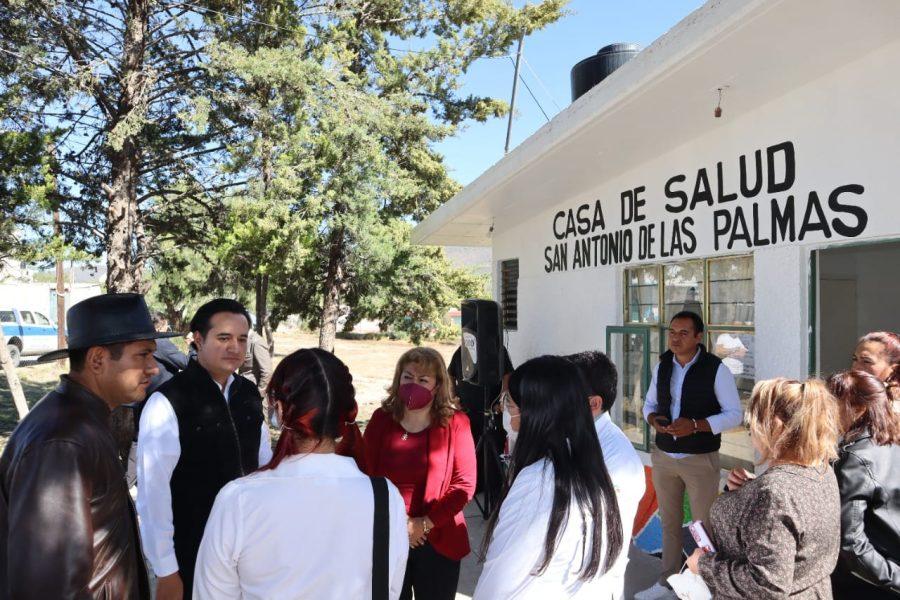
[500,259,519,330]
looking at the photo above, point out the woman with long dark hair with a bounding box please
[829,370,900,598]
[193,348,409,599]
[474,355,624,598]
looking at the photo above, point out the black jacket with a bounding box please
[0,377,151,599]
[148,337,189,396]
[159,360,264,596]
[833,431,900,596]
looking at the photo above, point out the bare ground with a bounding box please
[272,330,457,423]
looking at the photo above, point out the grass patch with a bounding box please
[336,331,392,341]
[0,362,62,451]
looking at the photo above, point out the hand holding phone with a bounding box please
[688,521,716,554]
[652,415,671,432]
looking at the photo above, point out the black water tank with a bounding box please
[570,43,640,102]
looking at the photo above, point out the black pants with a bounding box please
[832,572,900,599]
[399,543,460,600]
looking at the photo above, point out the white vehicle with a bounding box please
[1,307,60,366]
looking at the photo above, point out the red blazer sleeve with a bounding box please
[427,413,476,528]
[363,408,388,476]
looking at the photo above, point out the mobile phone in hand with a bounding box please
[681,526,699,558]
[688,521,716,554]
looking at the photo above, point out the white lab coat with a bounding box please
[193,453,409,599]
[474,459,617,599]
[596,412,647,600]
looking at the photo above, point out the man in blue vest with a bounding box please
[635,311,742,600]
[137,299,272,600]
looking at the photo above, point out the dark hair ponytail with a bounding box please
[261,348,366,471]
[481,355,623,581]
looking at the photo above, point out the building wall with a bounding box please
[753,245,808,381]
[493,38,900,381]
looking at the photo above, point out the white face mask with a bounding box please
[269,402,283,430]
[501,394,518,453]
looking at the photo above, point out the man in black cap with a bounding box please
[0,293,178,598]
[137,298,271,600]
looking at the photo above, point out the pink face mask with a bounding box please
[399,382,434,410]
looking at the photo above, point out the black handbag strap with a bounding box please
[370,476,389,600]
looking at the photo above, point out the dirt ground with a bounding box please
[273,331,457,423]
[0,329,458,450]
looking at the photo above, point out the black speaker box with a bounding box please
[460,299,503,386]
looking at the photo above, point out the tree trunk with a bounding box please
[0,330,29,420]
[255,123,273,340]
[105,174,140,292]
[318,227,345,353]
[105,0,149,294]
[254,273,267,335]
[255,273,276,355]
[163,302,185,333]
[104,0,150,467]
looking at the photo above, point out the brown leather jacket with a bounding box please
[0,377,150,599]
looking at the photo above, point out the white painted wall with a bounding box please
[753,245,808,381]
[492,39,900,380]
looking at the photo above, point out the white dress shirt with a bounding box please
[136,373,272,577]
[193,453,409,600]
[642,347,743,459]
[474,459,616,599]
[596,412,646,600]
[715,333,748,376]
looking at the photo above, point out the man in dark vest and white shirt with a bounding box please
[635,311,742,600]
[137,299,271,600]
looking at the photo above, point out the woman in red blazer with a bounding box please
[364,347,476,600]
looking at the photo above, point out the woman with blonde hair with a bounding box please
[687,378,842,599]
[364,347,476,600]
[829,370,900,598]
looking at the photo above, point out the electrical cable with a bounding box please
[521,55,562,113]
[508,55,550,122]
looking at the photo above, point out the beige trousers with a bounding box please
[650,447,721,584]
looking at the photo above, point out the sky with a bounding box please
[435,0,704,186]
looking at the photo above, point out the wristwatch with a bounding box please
[692,418,699,433]
[422,518,431,535]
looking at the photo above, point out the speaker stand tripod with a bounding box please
[472,387,506,520]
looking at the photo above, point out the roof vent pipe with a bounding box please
[570,43,641,102]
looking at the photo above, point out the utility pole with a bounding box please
[504,34,525,154]
[54,209,66,363]
[50,141,66,364]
